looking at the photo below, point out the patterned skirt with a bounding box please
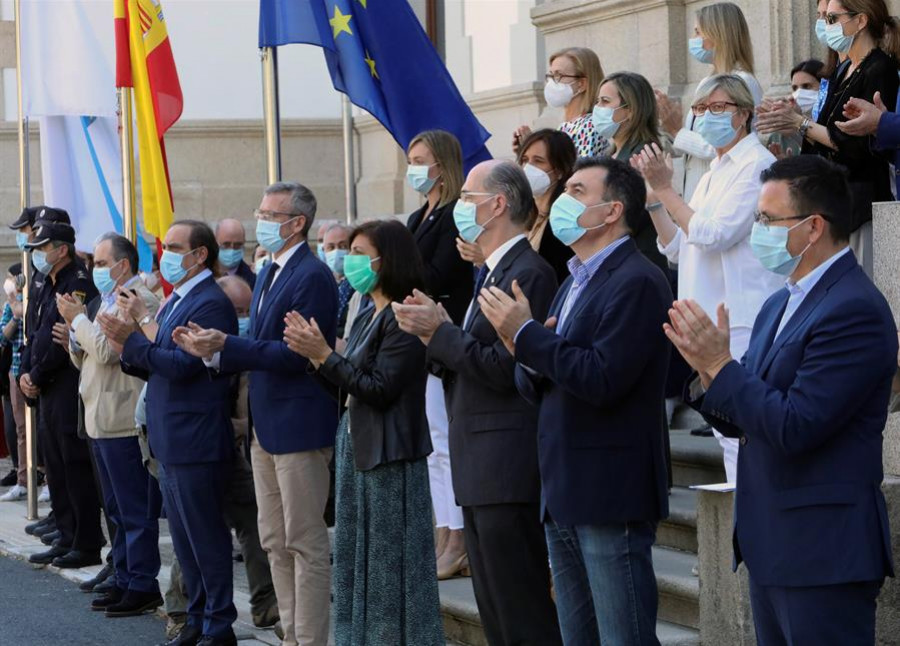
[332,411,445,646]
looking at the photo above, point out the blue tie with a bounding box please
[159,292,181,324]
[473,265,489,297]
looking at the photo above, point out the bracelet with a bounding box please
[799,118,811,140]
[138,314,153,326]
[646,202,664,212]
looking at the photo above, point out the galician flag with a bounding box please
[115,0,183,242]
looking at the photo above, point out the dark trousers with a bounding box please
[39,421,102,551]
[3,396,16,468]
[166,450,276,623]
[463,503,562,646]
[158,460,237,639]
[92,437,162,593]
[749,575,882,646]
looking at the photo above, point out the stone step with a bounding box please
[670,429,727,487]
[439,546,699,645]
[659,486,699,553]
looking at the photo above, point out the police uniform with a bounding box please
[21,214,103,565]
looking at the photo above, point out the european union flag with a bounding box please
[259,0,492,171]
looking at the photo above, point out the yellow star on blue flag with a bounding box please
[329,5,352,38]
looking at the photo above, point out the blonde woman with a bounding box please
[405,129,471,579]
[514,47,610,158]
[657,2,763,201]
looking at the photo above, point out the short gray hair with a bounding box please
[324,222,353,237]
[264,181,317,236]
[693,73,755,133]
[96,232,139,273]
[482,161,534,226]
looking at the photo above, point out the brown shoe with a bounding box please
[437,552,470,580]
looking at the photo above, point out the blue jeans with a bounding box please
[545,520,660,646]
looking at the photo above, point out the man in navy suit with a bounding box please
[666,155,896,645]
[480,158,672,646]
[102,220,238,646]
[215,218,256,289]
[173,182,338,646]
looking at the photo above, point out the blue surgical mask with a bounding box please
[238,316,251,337]
[15,232,28,250]
[325,249,348,275]
[825,21,855,54]
[695,111,738,148]
[256,217,297,254]
[254,257,268,273]
[549,193,610,246]
[159,249,196,285]
[219,248,243,269]
[815,18,829,48]
[750,218,813,276]
[343,254,380,294]
[92,267,117,295]
[317,246,327,262]
[406,164,438,194]
[689,37,714,64]
[453,196,499,244]
[591,105,625,139]
[32,250,53,275]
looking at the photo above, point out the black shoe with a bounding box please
[32,520,58,538]
[158,624,203,646]
[105,589,163,617]
[80,562,114,592]
[40,529,61,545]
[24,516,53,536]
[196,633,237,646]
[52,550,102,569]
[91,587,125,611]
[93,578,117,595]
[690,424,714,437]
[28,545,69,564]
[251,603,280,628]
[0,469,17,486]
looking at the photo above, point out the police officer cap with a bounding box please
[9,206,45,231]
[25,221,76,248]
[8,263,21,276]
[31,206,72,228]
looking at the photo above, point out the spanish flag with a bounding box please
[115,0,182,241]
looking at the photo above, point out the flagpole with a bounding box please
[261,47,282,184]
[341,95,357,224]
[14,0,38,522]
[118,87,137,243]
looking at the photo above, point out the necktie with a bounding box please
[473,265,489,297]
[257,262,278,312]
[159,292,181,324]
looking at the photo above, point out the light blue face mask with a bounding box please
[549,193,610,246]
[591,105,627,139]
[219,248,243,269]
[815,18,829,47]
[254,257,268,273]
[15,232,28,250]
[406,164,438,194]
[238,316,251,337]
[256,216,298,254]
[160,249,196,285]
[317,246,327,262]
[825,21,855,54]
[689,37,714,64]
[32,250,53,275]
[92,266,119,295]
[453,195,499,243]
[325,249,348,275]
[750,217,813,276]
[695,110,739,148]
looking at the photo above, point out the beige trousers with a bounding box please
[251,440,332,646]
[9,372,26,486]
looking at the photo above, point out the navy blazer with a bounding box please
[235,260,257,289]
[122,274,237,465]
[220,242,338,455]
[691,250,896,587]
[515,239,672,526]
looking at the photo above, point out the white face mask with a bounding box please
[544,79,576,108]
[792,88,819,114]
[523,163,552,197]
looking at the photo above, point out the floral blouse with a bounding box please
[559,113,610,158]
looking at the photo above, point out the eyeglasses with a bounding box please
[753,211,816,227]
[825,11,858,25]
[690,101,739,116]
[459,191,496,203]
[545,72,584,84]
[253,209,302,222]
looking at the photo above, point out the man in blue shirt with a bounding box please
[667,155,896,645]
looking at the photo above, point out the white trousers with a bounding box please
[425,374,463,530]
[714,327,752,484]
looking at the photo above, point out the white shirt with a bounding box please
[672,70,764,202]
[776,247,851,338]
[659,135,783,330]
[463,234,526,328]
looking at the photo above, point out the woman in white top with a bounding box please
[657,2,764,202]
[632,74,783,484]
[513,47,610,159]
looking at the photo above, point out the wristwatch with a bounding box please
[138,314,153,326]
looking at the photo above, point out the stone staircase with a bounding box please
[439,407,725,646]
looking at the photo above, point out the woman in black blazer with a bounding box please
[405,129,469,578]
[284,220,443,645]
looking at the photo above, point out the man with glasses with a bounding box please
[215,219,256,288]
[171,182,339,646]
[668,154,896,646]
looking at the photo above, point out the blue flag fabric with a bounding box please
[259,0,492,171]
